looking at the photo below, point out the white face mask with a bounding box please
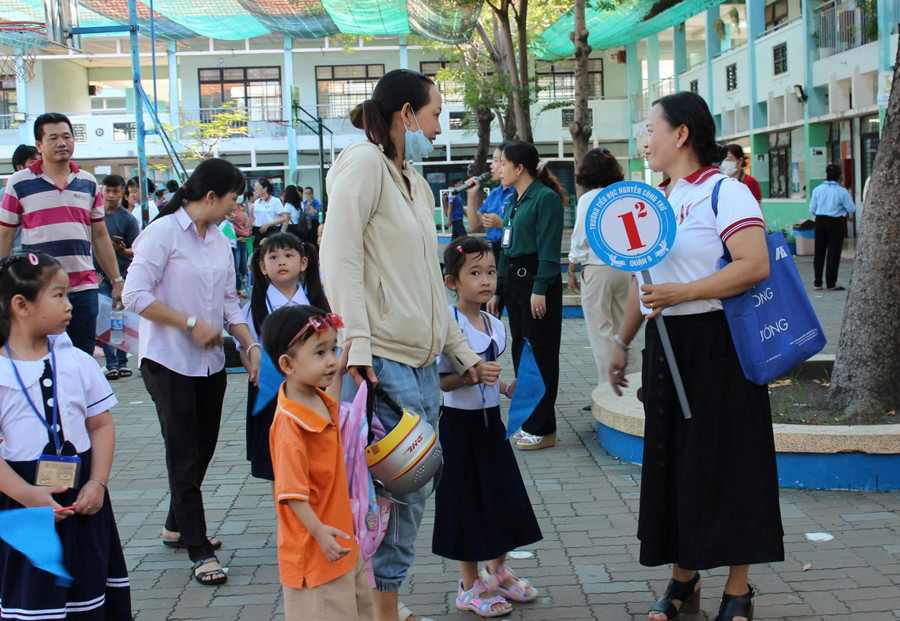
[719,160,739,176]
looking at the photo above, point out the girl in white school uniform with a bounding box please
[242,232,329,482]
[0,251,131,619]
[432,238,542,618]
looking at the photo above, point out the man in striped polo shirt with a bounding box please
[0,112,124,355]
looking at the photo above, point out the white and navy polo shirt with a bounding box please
[637,167,765,316]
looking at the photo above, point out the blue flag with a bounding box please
[0,507,73,586]
[506,339,545,440]
[252,349,283,416]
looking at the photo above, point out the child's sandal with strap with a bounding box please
[479,564,538,603]
[456,579,512,618]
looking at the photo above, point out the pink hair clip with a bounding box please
[457,245,464,253]
[28,253,39,266]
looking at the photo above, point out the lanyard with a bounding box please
[6,341,62,454]
[454,308,495,427]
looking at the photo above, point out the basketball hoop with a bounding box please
[266,120,290,139]
[0,21,47,83]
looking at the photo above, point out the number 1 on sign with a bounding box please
[618,203,646,251]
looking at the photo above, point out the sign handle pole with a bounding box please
[641,270,693,420]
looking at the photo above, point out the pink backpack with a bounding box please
[339,382,391,587]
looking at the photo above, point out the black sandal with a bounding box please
[714,586,755,621]
[649,572,701,620]
[191,556,227,586]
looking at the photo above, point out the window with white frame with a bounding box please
[535,59,603,103]
[773,43,788,75]
[198,67,282,122]
[315,64,384,119]
[726,64,737,91]
[0,75,17,130]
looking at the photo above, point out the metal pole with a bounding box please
[128,0,148,223]
[283,35,297,183]
[318,117,326,217]
[150,0,158,112]
[167,41,178,130]
[641,269,693,419]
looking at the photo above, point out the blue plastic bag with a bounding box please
[712,180,826,385]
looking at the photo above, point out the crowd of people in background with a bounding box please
[0,65,859,620]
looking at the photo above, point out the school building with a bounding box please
[0,0,891,234]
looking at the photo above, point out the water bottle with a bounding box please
[110,308,124,345]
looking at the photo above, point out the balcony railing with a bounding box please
[815,0,879,60]
[631,78,675,122]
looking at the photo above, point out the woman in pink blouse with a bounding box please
[123,158,261,586]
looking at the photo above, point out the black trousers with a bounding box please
[813,215,845,288]
[503,255,562,436]
[141,359,227,562]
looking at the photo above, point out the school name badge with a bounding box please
[36,454,81,487]
[583,181,676,272]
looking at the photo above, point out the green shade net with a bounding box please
[0,0,483,42]
[532,0,724,61]
[80,0,197,39]
[148,0,269,40]
[238,0,339,39]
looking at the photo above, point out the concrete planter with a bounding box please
[591,357,900,491]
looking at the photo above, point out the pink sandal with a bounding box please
[456,579,512,618]
[480,564,538,602]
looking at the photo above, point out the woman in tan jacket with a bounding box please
[320,68,494,621]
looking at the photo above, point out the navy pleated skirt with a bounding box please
[432,405,542,562]
[0,449,131,619]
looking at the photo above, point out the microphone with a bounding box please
[449,171,491,196]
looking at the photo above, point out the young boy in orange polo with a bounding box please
[263,305,374,620]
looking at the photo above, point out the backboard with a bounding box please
[45,0,82,52]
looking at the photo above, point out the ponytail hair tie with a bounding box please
[457,245,464,254]
[536,160,548,173]
[181,183,189,191]
[28,253,39,266]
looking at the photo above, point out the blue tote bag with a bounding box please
[712,180,826,385]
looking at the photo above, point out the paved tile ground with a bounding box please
[105,252,900,620]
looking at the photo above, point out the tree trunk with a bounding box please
[472,105,495,177]
[569,0,593,199]
[828,45,900,420]
[514,0,533,143]
[495,7,529,142]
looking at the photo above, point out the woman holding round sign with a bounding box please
[607,92,782,621]
[487,141,566,451]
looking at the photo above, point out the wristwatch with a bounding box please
[184,315,197,335]
[112,276,125,284]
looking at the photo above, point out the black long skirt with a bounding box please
[638,311,784,570]
[246,381,276,481]
[432,405,542,562]
[0,450,132,619]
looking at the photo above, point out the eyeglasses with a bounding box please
[286,313,345,349]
